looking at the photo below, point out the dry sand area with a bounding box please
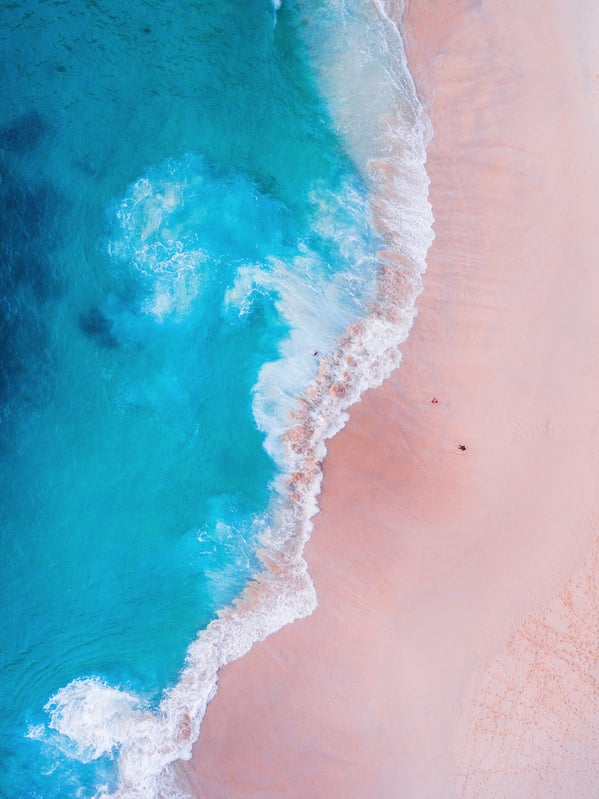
[176,0,599,796]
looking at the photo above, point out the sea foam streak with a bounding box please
[41,2,433,796]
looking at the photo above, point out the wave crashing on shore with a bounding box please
[2,1,432,797]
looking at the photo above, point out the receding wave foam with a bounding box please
[42,680,144,764]
[108,154,292,322]
[229,179,381,469]
[39,1,434,796]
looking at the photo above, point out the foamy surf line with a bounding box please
[39,2,433,796]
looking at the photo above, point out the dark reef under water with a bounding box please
[0,119,65,439]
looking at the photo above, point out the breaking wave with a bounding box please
[38,1,433,796]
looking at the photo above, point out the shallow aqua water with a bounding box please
[0,1,379,796]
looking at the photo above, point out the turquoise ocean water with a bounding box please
[0,0,380,796]
[0,0,432,796]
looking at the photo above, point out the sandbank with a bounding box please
[175,1,599,796]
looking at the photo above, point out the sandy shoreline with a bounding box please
[176,1,599,796]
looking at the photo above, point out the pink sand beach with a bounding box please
[176,0,599,796]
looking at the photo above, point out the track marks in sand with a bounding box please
[455,536,599,799]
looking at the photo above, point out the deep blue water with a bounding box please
[0,1,380,796]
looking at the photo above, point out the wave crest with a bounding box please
[40,1,434,796]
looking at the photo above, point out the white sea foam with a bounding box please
[41,1,434,796]
[109,172,208,321]
[44,680,145,764]
[227,180,380,469]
